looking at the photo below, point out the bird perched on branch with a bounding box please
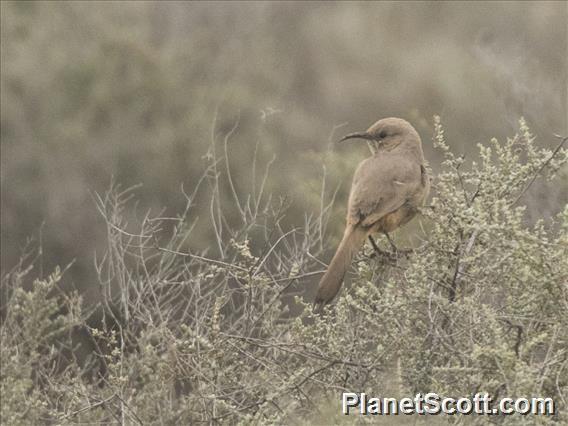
[315,117,430,306]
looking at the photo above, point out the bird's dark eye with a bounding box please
[379,130,388,139]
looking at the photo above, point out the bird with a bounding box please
[314,117,430,306]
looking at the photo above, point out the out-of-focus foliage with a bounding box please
[2,120,566,424]
[1,1,566,289]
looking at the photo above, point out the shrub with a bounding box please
[1,118,566,424]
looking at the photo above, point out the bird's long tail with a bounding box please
[315,225,367,305]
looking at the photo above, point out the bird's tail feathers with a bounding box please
[314,225,367,306]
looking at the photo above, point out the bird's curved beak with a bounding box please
[338,132,373,143]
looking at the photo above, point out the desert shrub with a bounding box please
[1,118,566,424]
[0,265,85,424]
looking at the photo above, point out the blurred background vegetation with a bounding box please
[1,1,567,294]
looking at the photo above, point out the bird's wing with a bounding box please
[346,152,422,227]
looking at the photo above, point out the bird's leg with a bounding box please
[367,235,395,261]
[368,235,381,254]
[384,232,398,253]
[383,232,413,258]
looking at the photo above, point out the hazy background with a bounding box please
[1,1,567,292]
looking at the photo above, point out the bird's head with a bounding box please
[338,117,420,151]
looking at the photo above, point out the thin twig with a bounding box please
[512,134,567,206]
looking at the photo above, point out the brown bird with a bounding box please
[315,117,430,305]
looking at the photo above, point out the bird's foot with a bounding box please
[384,232,399,253]
[384,233,414,257]
[368,235,412,261]
[367,236,396,261]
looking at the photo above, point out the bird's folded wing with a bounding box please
[347,154,422,227]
